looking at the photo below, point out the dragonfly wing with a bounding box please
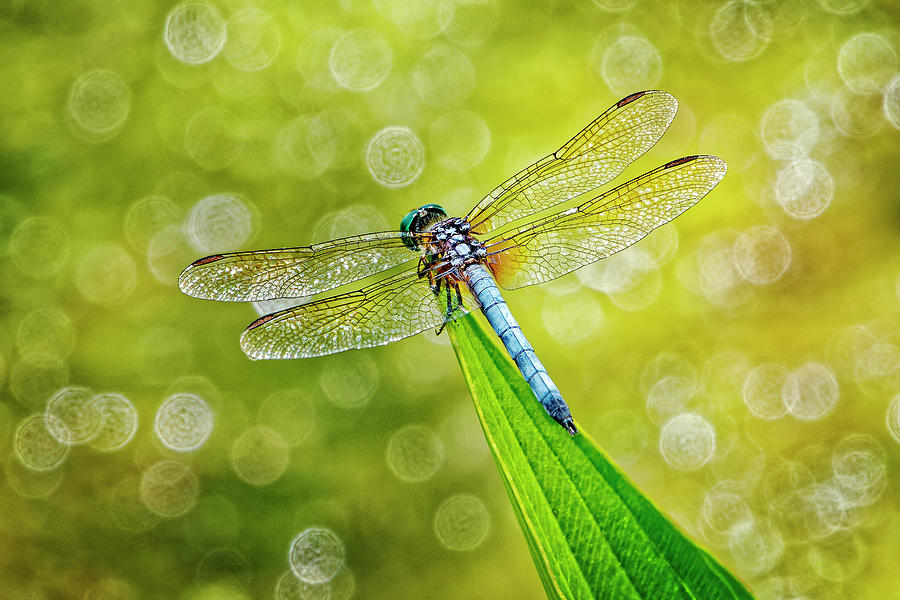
[178,231,419,301]
[239,267,474,359]
[486,155,727,290]
[466,90,678,233]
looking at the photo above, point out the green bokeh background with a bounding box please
[2,0,899,598]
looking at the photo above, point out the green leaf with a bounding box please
[447,314,756,600]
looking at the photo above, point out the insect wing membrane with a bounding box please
[239,267,475,359]
[466,90,679,233]
[485,155,727,290]
[178,231,421,301]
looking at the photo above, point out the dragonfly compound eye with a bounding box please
[400,204,448,250]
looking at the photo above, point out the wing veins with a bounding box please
[466,91,679,233]
[482,155,727,289]
[178,231,426,302]
[239,266,472,359]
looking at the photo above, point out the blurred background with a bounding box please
[1,0,899,598]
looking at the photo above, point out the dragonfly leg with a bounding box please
[435,280,454,335]
[418,256,436,290]
[423,262,441,296]
[435,271,469,335]
[445,282,454,320]
[417,255,427,278]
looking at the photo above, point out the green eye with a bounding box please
[400,208,418,234]
[399,204,446,250]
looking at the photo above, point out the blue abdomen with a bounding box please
[463,264,577,435]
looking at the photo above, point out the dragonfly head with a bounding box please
[400,204,447,250]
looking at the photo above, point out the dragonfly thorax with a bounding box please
[428,217,486,269]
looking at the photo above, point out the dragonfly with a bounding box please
[179,90,727,436]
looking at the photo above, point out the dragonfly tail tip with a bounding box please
[561,420,578,436]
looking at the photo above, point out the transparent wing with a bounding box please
[465,90,678,234]
[485,155,727,290]
[239,267,475,359]
[179,231,422,301]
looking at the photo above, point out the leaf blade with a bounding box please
[448,314,756,600]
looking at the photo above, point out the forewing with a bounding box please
[466,91,678,233]
[178,231,420,301]
[486,155,727,290]
[239,268,474,359]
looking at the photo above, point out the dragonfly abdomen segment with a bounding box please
[463,264,577,435]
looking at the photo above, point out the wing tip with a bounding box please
[239,328,266,360]
[240,324,311,361]
[177,267,196,296]
[713,155,728,179]
[241,313,301,360]
[178,254,226,297]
